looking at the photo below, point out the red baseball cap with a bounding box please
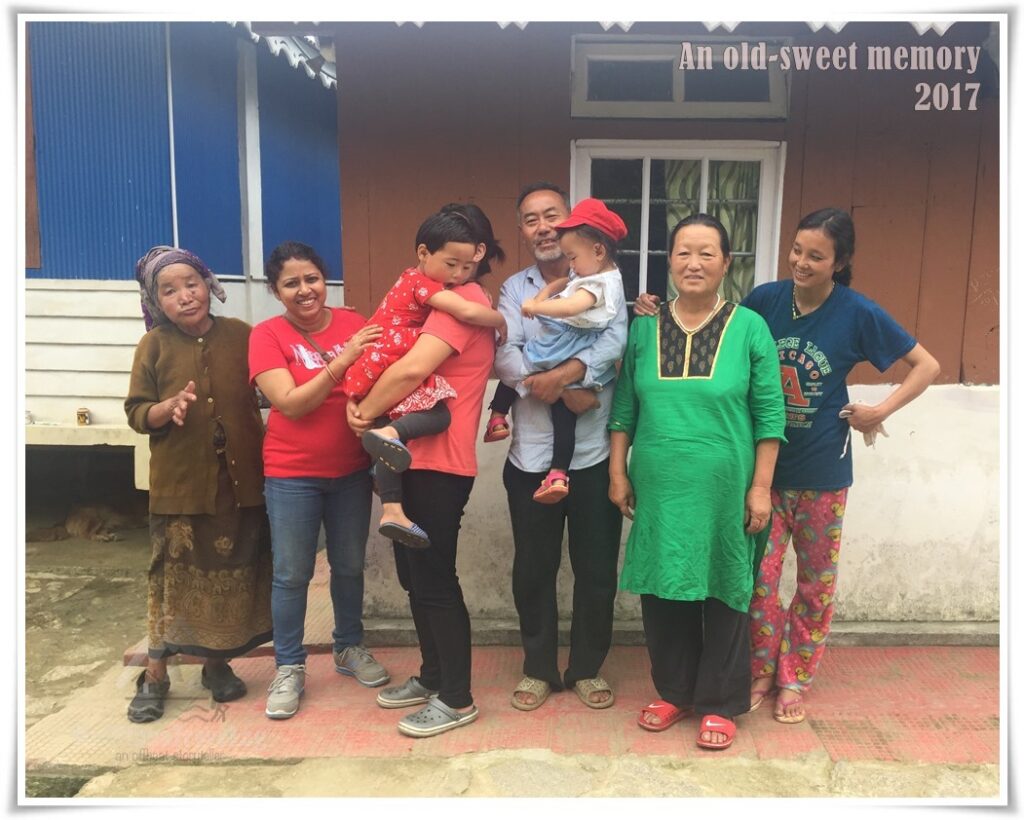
[555,198,628,242]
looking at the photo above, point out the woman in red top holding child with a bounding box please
[347,203,503,739]
[343,209,506,549]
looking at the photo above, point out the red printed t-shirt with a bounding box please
[249,308,371,478]
[406,283,496,477]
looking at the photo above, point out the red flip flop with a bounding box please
[637,699,693,732]
[696,714,736,750]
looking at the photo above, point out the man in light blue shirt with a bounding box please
[494,183,627,711]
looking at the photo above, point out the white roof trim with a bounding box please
[806,21,848,34]
[226,18,969,92]
[912,21,958,36]
[702,21,742,32]
[489,20,960,36]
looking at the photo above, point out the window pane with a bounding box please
[592,160,642,260]
[645,252,667,301]
[611,202,642,252]
[591,159,642,200]
[649,159,700,275]
[683,62,771,102]
[587,59,674,102]
[708,160,760,299]
[588,154,766,303]
[617,252,641,304]
[723,255,755,303]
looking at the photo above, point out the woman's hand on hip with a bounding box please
[839,401,887,433]
[609,473,635,520]
[745,486,771,533]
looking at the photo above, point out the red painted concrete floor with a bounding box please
[110,644,997,766]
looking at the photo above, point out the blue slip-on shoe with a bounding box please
[379,521,431,550]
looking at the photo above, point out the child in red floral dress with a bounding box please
[343,207,506,549]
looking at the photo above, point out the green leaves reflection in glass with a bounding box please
[589,157,760,304]
[707,160,760,304]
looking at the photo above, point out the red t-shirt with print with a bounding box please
[249,308,371,478]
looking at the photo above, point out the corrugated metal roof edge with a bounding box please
[228,22,337,89]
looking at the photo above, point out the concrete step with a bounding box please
[123,553,1000,666]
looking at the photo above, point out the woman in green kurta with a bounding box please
[609,214,785,751]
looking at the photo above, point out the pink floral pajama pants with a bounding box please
[749,488,848,693]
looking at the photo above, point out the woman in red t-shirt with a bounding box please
[248,241,390,721]
[346,203,502,739]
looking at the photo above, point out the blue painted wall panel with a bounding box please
[169,23,243,276]
[28,22,172,279]
[257,47,342,281]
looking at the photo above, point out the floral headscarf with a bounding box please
[134,245,226,331]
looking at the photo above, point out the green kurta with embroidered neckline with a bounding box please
[609,301,786,612]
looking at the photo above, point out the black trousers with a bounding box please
[391,469,474,709]
[376,404,451,505]
[640,594,751,719]
[503,458,623,689]
[491,383,576,471]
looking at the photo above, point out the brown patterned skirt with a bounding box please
[147,458,273,659]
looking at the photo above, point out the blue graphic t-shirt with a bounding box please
[742,281,916,490]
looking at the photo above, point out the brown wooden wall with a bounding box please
[333,21,999,384]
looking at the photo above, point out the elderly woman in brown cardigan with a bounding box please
[124,246,272,723]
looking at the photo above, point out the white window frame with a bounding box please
[570,139,787,297]
[571,36,790,119]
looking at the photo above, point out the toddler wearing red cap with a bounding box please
[484,198,627,503]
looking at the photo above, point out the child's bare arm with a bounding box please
[427,289,507,328]
[524,288,597,319]
[534,276,570,302]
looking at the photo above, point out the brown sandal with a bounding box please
[573,676,615,709]
[511,676,551,711]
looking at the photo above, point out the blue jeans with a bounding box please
[264,471,372,666]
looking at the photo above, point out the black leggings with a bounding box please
[490,381,576,472]
[375,403,451,505]
[391,470,475,708]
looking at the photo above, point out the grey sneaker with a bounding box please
[265,664,305,719]
[334,645,390,687]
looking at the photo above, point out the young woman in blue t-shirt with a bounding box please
[740,208,939,723]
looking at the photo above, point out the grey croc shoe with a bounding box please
[377,676,439,708]
[397,695,478,738]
